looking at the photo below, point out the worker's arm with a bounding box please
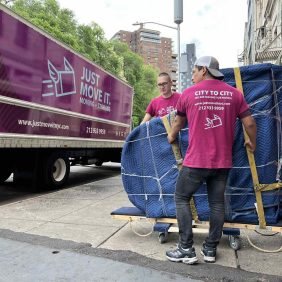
[141,113,152,124]
[241,115,257,152]
[167,115,187,144]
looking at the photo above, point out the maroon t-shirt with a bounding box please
[146,92,181,117]
[176,80,250,168]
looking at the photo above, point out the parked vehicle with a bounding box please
[0,4,133,189]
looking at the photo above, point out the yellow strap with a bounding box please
[161,114,183,169]
[161,114,198,221]
[255,182,282,192]
[234,67,266,228]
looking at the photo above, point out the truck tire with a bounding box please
[44,153,70,189]
[94,161,103,167]
[0,169,12,183]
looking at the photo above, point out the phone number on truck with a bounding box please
[86,127,106,135]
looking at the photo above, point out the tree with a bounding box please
[0,0,14,5]
[9,0,124,75]
[112,41,158,126]
[133,65,158,125]
[11,0,80,49]
[77,23,123,76]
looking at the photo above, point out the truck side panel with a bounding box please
[0,102,129,141]
[0,8,133,143]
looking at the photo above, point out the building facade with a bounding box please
[243,0,282,65]
[179,43,196,92]
[112,26,178,91]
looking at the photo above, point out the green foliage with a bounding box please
[77,24,123,76]
[11,0,80,49]
[112,40,143,84]
[112,41,158,126]
[0,0,14,6]
[10,0,122,74]
[133,65,158,126]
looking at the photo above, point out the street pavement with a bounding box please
[0,165,281,281]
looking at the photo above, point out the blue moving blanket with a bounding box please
[121,63,282,224]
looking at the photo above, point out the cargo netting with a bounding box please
[121,63,282,225]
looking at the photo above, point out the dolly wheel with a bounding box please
[158,232,168,244]
[228,235,241,250]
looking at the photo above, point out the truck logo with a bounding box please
[42,57,76,97]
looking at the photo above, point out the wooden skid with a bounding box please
[111,214,282,233]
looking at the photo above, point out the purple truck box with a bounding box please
[0,7,133,141]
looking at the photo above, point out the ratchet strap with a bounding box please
[234,67,267,228]
[162,113,198,221]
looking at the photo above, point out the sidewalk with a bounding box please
[0,169,281,281]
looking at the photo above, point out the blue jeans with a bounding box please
[175,166,230,249]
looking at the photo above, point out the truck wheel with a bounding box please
[0,169,12,183]
[44,153,70,188]
[95,161,103,166]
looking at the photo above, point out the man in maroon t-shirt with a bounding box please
[141,72,181,123]
[166,56,257,264]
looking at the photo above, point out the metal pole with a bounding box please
[177,24,181,92]
[174,0,183,92]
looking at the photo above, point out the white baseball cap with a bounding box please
[194,56,224,80]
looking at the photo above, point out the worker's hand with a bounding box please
[167,134,176,144]
[244,140,256,153]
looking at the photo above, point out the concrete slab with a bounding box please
[237,230,282,276]
[0,197,94,221]
[51,175,124,201]
[27,221,121,247]
[0,218,45,233]
[57,193,131,227]
[101,223,238,268]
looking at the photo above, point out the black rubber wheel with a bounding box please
[94,161,103,167]
[228,235,241,250]
[43,153,70,189]
[158,232,168,244]
[0,169,12,183]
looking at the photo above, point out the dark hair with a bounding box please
[194,65,221,80]
[195,65,203,71]
[158,72,171,81]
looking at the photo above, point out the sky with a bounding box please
[57,0,248,69]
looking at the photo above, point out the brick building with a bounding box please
[112,26,178,91]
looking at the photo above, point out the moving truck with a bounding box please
[0,4,133,189]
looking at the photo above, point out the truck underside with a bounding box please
[0,148,122,191]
